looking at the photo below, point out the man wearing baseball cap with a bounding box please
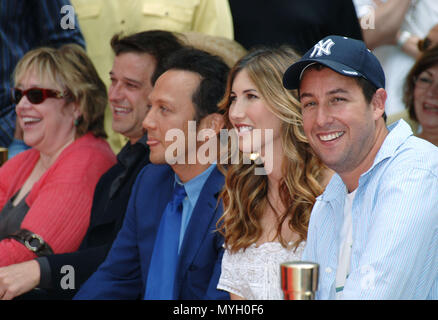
[283,35,438,299]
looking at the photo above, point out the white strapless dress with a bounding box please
[217,241,305,300]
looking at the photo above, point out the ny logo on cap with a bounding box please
[310,39,335,58]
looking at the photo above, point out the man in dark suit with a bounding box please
[0,30,183,300]
[74,48,229,299]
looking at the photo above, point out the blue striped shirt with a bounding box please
[0,0,85,146]
[302,120,438,299]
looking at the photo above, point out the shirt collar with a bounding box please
[321,120,413,202]
[117,134,148,167]
[174,163,217,207]
[360,119,412,179]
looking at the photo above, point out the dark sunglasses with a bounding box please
[11,87,65,104]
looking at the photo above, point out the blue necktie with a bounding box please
[144,183,186,299]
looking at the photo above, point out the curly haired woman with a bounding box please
[216,47,331,300]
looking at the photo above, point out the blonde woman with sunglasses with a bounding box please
[0,44,115,270]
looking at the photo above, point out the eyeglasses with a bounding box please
[414,74,438,90]
[11,87,65,104]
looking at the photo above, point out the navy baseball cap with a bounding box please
[283,35,385,90]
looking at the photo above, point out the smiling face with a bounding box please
[413,64,438,132]
[228,69,282,156]
[109,52,156,143]
[15,69,79,154]
[143,69,201,165]
[299,67,385,175]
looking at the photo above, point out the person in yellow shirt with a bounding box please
[71,0,234,153]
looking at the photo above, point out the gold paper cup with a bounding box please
[280,261,319,300]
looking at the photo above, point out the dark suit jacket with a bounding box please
[23,137,150,300]
[74,164,228,300]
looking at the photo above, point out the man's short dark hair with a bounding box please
[354,77,387,122]
[110,30,183,85]
[160,47,230,121]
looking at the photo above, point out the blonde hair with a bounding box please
[217,46,325,253]
[13,44,107,138]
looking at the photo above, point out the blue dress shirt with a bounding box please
[73,163,227,300]
[175,163,216,252]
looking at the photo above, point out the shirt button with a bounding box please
[325,267,333,273]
